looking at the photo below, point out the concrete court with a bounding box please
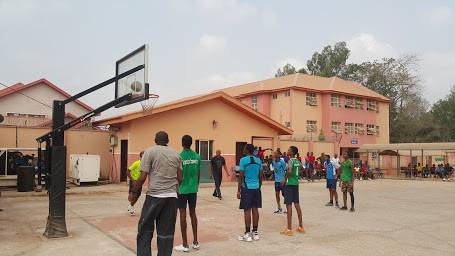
[1,179,454,256]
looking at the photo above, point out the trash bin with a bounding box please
[17,166,35,192]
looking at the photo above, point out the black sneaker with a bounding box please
[325,202,333,206]
[340,206,348,211]
[350,208,355,212]
[273,208,283,214]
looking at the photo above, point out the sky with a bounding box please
[0,0,454,118]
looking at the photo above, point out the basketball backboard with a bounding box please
[115,44,149,107]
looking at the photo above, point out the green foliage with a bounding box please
[431,86,455,141]
[275,63,296,77]
[307,41,350,77]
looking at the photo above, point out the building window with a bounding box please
[355,97,364,109]
[285,121,291,127]
[355,123,365,135]
[272,93,278,99]
[345,96,355,108]
[284,90,291,97]
[367,99,378,111]
[367,124,376,135]
[306,120,317,132]
[306,92,317,106]
[331,94,341,107]
[345,122,354,134]
[331,122,341,133]
[251,95,257,110]
[195,140,213,160]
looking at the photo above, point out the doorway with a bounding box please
[120,140,128,182]
[235,142,247,165]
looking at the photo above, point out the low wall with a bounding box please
[0,126,111,180]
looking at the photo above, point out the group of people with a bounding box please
[125,132,321,256]
[405,163,454,181]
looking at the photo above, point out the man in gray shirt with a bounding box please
[129,131,182,256]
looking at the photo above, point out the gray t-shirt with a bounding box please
[140,145,181,197]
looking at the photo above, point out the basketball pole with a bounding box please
[37,65,144,239]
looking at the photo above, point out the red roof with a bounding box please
[0,78,93,111]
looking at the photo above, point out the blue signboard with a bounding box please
[351,138,358,145]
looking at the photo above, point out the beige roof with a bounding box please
[357,143,455,153]
[217,73,390,102]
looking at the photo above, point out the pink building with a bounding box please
[220,73,390,156]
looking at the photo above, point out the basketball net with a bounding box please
[141,94,159,114]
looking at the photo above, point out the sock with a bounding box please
[350,192,355,208]
[245,226,251,234]
[252,226,258,232]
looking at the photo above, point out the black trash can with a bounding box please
[17,166,35,192]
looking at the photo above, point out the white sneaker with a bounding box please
[175,245,190,252]
[238,233,253,242]
[443,178,447,181]
[252,231,260,241]
[127,205,135,216]
[192,243,200,250]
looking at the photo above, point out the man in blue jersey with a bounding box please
[271,150,287,214]
[237,144,263,242]
[324,154,339,208]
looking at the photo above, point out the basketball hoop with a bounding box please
[141,94,159,113]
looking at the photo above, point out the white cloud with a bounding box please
[199,72,257,90]
[274,58,305,73]
[198,34,227,53]
[423,6,454,26]
[421,52,455,103]
[195,0,257,22]
[347,33,398,63]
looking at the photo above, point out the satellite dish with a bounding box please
[0,114,4,123]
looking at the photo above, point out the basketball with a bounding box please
[130,81,143,93]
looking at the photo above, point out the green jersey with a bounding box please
[128,160,141,181]
[286,158,301,186]
[341,159,353,182]
[179,149,201,194]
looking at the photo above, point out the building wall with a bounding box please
[0,126,111,179]
[291,90,322,139]
[110,99,285,182]
[270,90,291,127]
[0,83,89,118]
[376,102,390,144]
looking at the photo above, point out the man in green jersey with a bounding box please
[280,146,305,236]
[175,135,201,252]
[127,151,144,216]
[340,153,355,212]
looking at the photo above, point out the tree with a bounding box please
[307,41,350,77]
[275,63,296,77]
[344,55,427,143]
[431,85,455,141]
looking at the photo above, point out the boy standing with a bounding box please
[272,151,287,214]
[324,154,339,208]
[127,151,144,216]
[280,146,305,236]
[340,153,355,212]
[237,144,263,242]
[175,135,201,252]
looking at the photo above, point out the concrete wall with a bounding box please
[0,82,89,118]
[291,90,323,138]
[0,126,111,179]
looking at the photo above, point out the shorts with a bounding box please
[239,188,262,210]
[274,182,284,193]
[341,181,354,193]
[177,193,197,209]
[129,180,142,197]
[326,179,337,189]
[284,185,299,205]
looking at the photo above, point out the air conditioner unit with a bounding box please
[70,154,100,185]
